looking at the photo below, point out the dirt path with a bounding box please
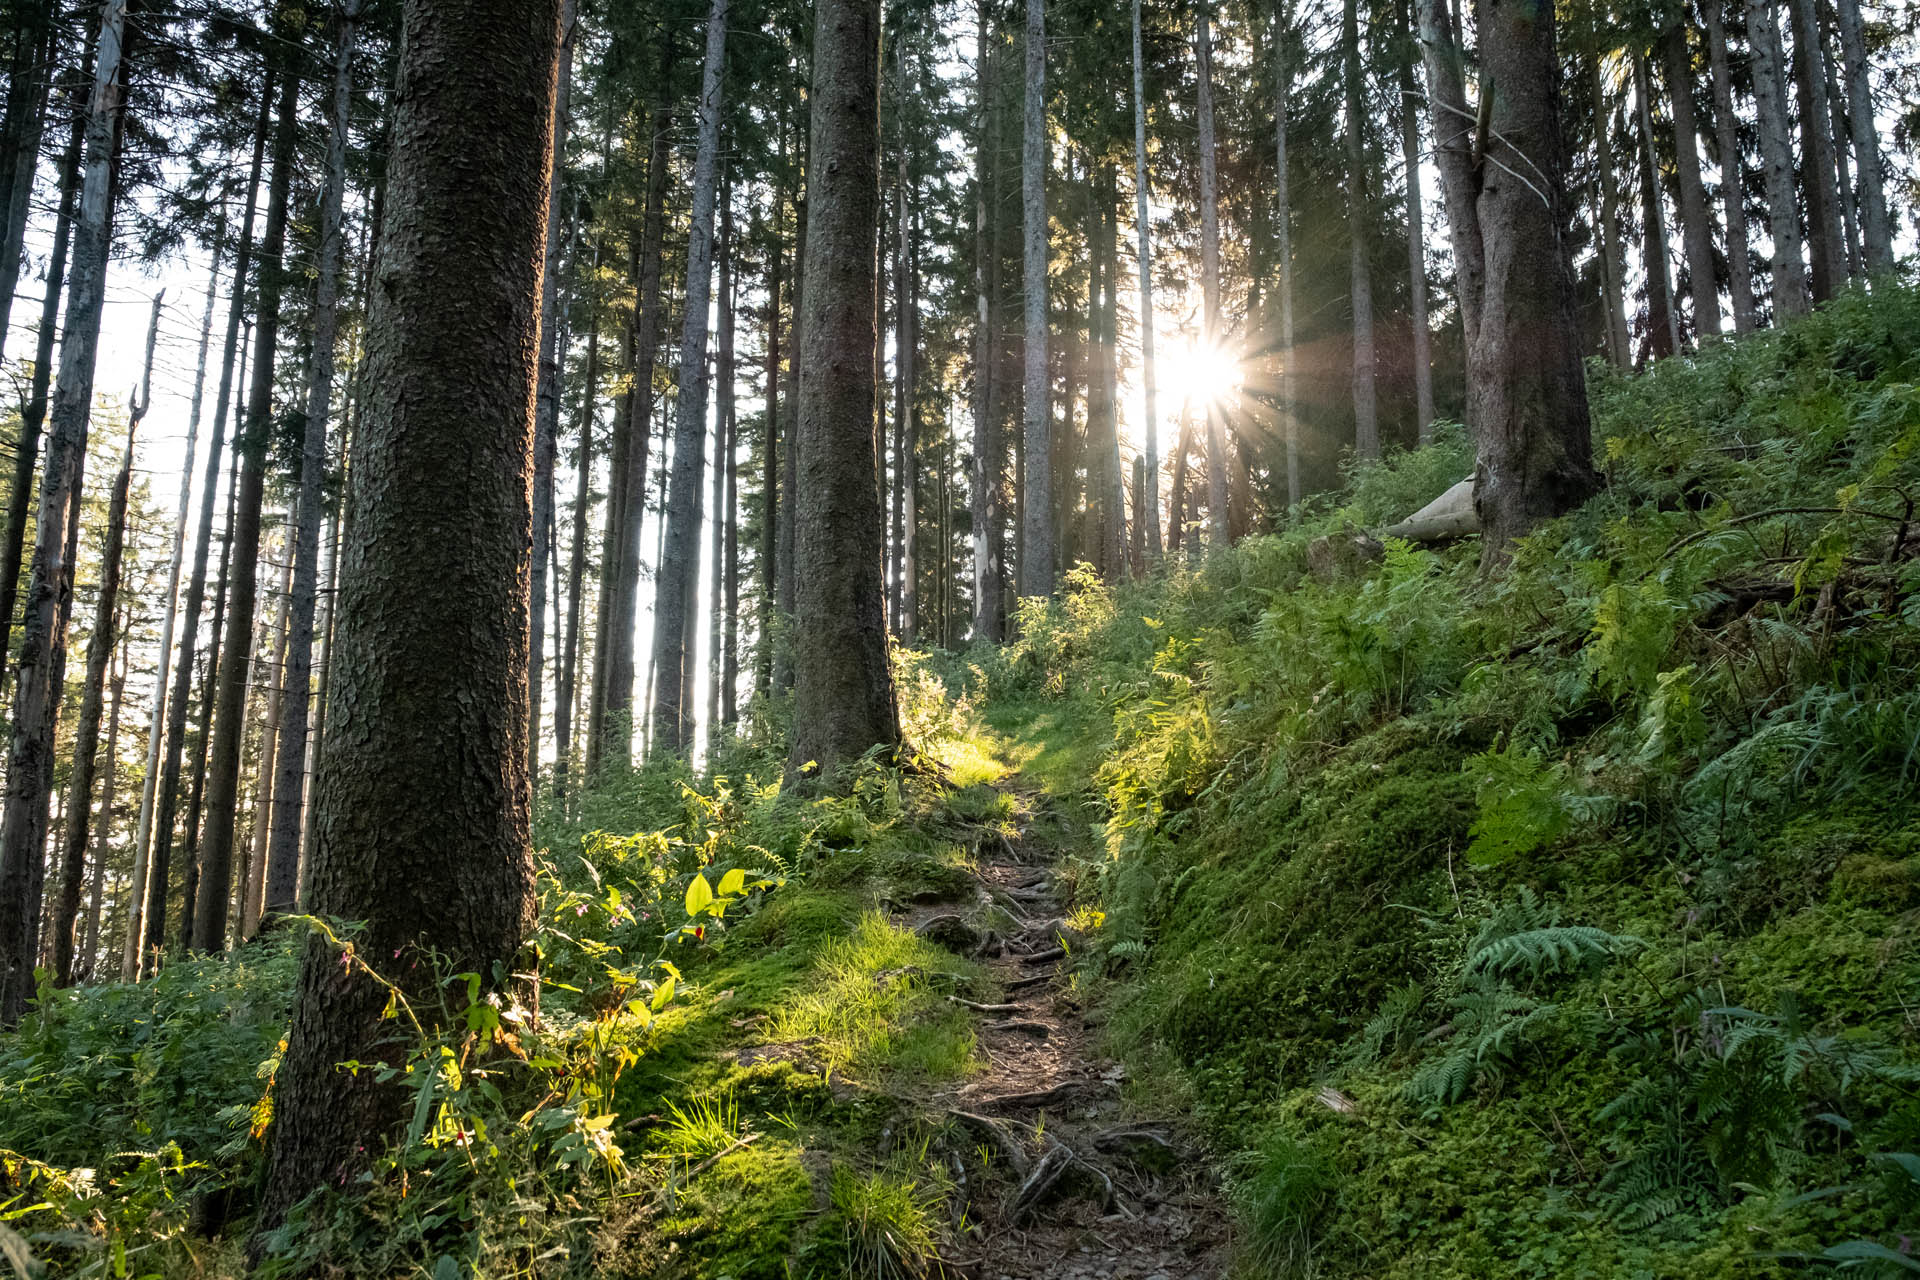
[896,784,1232,1280]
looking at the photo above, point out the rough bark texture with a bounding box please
[1703,0,1758,331]
[1631,48,1678,359]
[1419,0,1598,564]
[1662,24,1721,337]
[1398,0,1434,438]
[1132,0,1161,552]
[760,209,781,692]
[709,195,735,741]
[258,0,558,1225]
[1341,0,1378,458]
[193,67,299,953]
[651,0,729,756]
[1273,0,1299,505]
[1018,0,1051,594]
[1746,0,1809,317]
[0,0,124,1023]
[1591,59,1631,368]
[788,0,900,782]
[265,0,360,916]
[1833,0,1890,273]
[1787,0,1842,302]
[971,0,1003,639]
[1196,0,1229,539]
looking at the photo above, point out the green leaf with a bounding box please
[685,874,714,918]
[1823,1240,1920,1271]
[434,1254,465,1280]
[651,975,676,1012]
[716,867,747,897]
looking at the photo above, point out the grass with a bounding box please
[822,1159,951,1280]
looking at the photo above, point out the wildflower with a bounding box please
[576,903,589,917]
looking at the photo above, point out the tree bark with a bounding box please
[1398,0,1434,439]
[1591,58,1632,368]
[1832,0,1890,273]
[265,0,360,916]
[1787,0,1843,301]
[193,65,300,953]
[1341,0,1379,459]
[141,82,269,975]
[0,0,53,359]
[971,0,1003,638]
[788,0,900,782]
[708,191,734,744]
[1018,0,1052,593]
[1197,0,1230,538]
[774,195,804,695]
[240,537,292,938]
[1746,0,1809,317]
[1703,0,1758,331]
[1132,0,1162,547]
[759,180,782,695]
[1418,0,1599,563]
[1631,47,1679,358]
[555,267,597,797]
[258,0,559,1225]
[82,655,124,981]
[1663,24,1721,337]
[0,0,126,1024]
[1273,0,1299,504]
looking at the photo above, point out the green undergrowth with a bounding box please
[0,658,1014,1278]
[933,281,1920,1277]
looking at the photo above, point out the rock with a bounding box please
[914,913,982,953]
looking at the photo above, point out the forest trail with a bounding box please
[902,779,1231,1280]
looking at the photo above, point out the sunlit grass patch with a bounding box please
[771,912,980,1082]
[925,731,1006,788]
[821,1157,953,1280]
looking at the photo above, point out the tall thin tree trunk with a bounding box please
[1632,47,1680,358]
[265,1,359,915]
[1018,0,1052,593]
[789,0,900,781]
[708,192,734,747]
[971,0,1002,637]
[1398,0,1434,440]
[1341,0,1379,459]
[556,268,598,796]
[1132,0,1162,549]
[1662,26,1721,337]
[1703,0,1758,331]
[899,184,919,634]
[142,84,268,975]
[1197,0,1231,536]
[721,260,740,729]
[1833,0,1891,273]
[52,289,153,985]
[1167,399,1192,551]
[1273,0,1299,505]
[1592,59,1632,367]
[193,66,301,953]
[0,0,126,1023]
[1787,0,1842,301]
[0,0,53,358]
[82,653,124,981]
[1824,42,1860,277]
[1747,0,1809,317]
[651,0,728,756]
[0,67,84,695]
[775,194,805,696]
[241,537,292,939]
[759,187,782,695]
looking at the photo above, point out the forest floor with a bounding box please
[905,776,1231,1279]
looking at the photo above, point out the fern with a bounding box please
[1467,925,1642,981]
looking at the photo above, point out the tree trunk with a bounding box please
[651,0,729,756]
[141,83,269,975]
[1824,42,1860,277]
[971,0,1003,638]
[1591,58,1632,368]
[1833,0,1890,273]
[721,252,740,730]
[1418,0,1599,563]
[708,192,734,746]
[1167,399,1192,551]
[1703,0,1758,331]
[0,0,126,1024]
[556,278,597,797]
[1787,0,1842,302]
[1018,0,1052,594]
[1662,24,1721,337]
[1631,47,1679,358]
[1273,0,1299,504]
[759,183,782,695]
[789,0,900,782]
[240,538,292,939]
[1746,0,1809,317]
[82,655,124,981]
[258,0,559,1225]
[897,123,918,638]
[1341,0,1379,459]
[1132,0,1162,547]
[265,1,360,916]
[193,66,300,953]
[1398,0,1434,440]
[0,0,53,359]
[525,0,574,795]
[774,195,804,695]
[1197,0,1230,537]
[0,66,83,697]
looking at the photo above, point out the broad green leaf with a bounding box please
[685,874,714,918]
[717,867,747,897]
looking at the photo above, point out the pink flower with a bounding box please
[575,904,588,917]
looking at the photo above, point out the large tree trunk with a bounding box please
[897,138,919,637]
[0,0,53,359]
[708,193,734,744]
[1419,0,1598,564]
[759,187,782,694]
[525,0,574,795]
[1273,0,1299,505]
[193,66,300,953]
[1787,0,1843,301]
[0,64,83,696]
[651,0,729,756]
[258,0,559,1226]
[139,84,268,975]
[1132,0,1162,549]
[1591,59,1631,368]
[1832,0,1890,273]
[264,0,360,916]
[1017,0,1052,594]
[1703,0,1758,331]
[1196,0,1229,539]
[1341,0,1379,459]
[1398,0,1434,440]
[1746,0,1809,317]
[1663,24,1722,337]
[1631,48,1679,358]
[774,196,805,695]
[788,0,900,781]
[721,244,740,730]
[239,538,293,939]
[0,0,125,1024]
[51,293,156,985]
